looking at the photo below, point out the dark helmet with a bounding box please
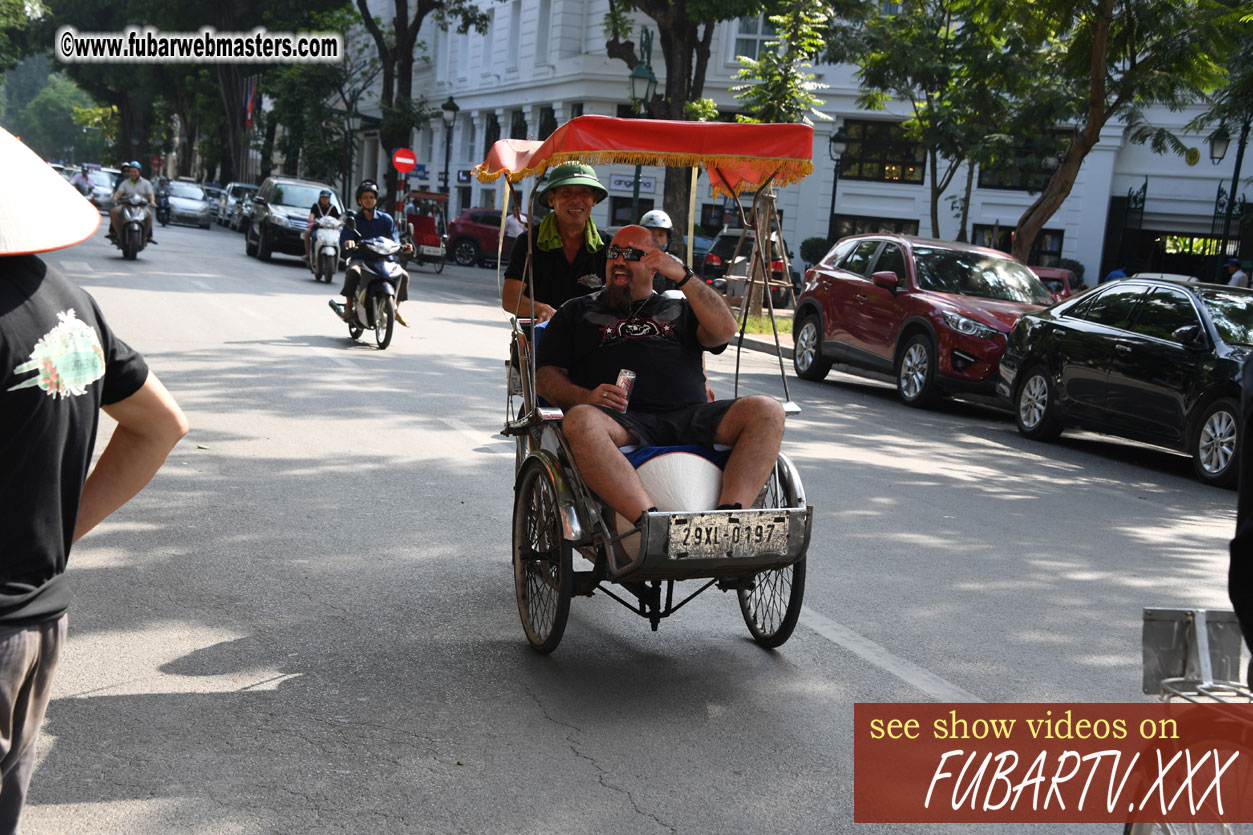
[319,189,332,198]
[355,180,379,201]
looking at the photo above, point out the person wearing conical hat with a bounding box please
[501,162,609,323]
[0,127,187,830]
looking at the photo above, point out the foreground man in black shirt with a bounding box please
[0,127,188,830]
[536,224,784,525]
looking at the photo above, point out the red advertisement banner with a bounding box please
[855,703,1253,823]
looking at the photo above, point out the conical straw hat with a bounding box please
[0,126,101,255]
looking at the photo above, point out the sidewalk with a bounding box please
[737,329,794,360]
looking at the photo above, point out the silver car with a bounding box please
[167,182,213,229]
[220,182,259,228]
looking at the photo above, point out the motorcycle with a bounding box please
[154,185,171,226]
[308,214,342,284]
[113,194,150,261]
[327,219,408,350]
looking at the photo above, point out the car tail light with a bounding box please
[770,259,785,272]
[705,253,722,267]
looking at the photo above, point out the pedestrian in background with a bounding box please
[0,127,188,831]
[1226,257,1249,288]
[1101,264,1127,283]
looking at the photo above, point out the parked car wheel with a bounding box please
[244,226,258,257]
[452,238,480,267]
[1192,397,1239,488]
[1015,365,1063,441]
[896,333,940,407]
[792,314,831,381]
[257,223,273,261]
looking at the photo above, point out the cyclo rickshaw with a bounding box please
[399,190,447,273]
[474,116,814,654]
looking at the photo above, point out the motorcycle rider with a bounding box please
[68,165,91,197]
[304,189,341,263]
[108,162,156,245]
[337,180,412,326]
[640,209,680,293]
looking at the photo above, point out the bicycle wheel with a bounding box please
[737,460,806,648]
[513,460,572,654]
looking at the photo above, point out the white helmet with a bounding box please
[639,209,672,230]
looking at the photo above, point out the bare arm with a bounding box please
[641,248,737,346]
[502,278,557,323]
[536,366,628,412]
[73,372,189,542]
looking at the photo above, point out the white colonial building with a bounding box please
[346,0,1248,281]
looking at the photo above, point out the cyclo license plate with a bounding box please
[667,512,788,560]
[420,245,442,256]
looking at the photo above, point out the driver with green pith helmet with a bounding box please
[501,163,609,323]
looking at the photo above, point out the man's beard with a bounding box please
[601,278,634,313]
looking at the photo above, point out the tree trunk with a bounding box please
[957,162,974,243]
[928,147,941,237]
[1012,0,1114,262]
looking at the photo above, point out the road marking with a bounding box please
[800,607,982,703]
[435,416,511,453]
[60,260,93,273]
[188,279,209,290]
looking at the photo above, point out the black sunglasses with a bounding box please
[607,245,646,261]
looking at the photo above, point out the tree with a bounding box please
[732,0,830,126]
[848,0,1057,239]
[353,0,489,203]
[603,0,783,234]
[991,0,1238,262]
[732,0,830,315]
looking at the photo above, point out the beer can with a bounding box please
[614,369,636,413]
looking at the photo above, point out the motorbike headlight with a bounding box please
[942,312,1000,340]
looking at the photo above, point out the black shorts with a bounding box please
[600,399,736,448]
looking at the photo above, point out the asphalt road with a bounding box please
[22,218,1243,834]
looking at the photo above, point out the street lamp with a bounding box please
[628,28,658,222]
[1210,120,1250,275]
[827,125,850,242]
[440,95,459,196]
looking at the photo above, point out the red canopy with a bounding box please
[473,115,814,198]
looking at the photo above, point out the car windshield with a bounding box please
[1198,288,1253,346]
[169,183,204,199]
[913,248,1054,305]
[88,171,115,188]
[272,184,335,209]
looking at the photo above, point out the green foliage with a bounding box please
[732,1,831,125]
[800,236,830,263]
[1058,257,1085,281]
[684,97,719,122]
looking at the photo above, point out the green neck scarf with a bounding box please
[535,213,603,253]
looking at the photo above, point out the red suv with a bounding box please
[447,209,526,267]
[792,235,1054,407]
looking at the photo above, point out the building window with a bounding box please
[841,120,925,184]
[507,0,520,69]
[535,0,551,64]
[978,135,1068,192]
[879,1,903,13]
[568,103,583,120]
[972,224,1064,265]
[510,111,527,140]
[733,15,778,61]
[483,114,500,159]
[539,107,557,140]
[609,196,654,227]
[833,214,919,239]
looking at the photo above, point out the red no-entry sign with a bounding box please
[392,148,417,173]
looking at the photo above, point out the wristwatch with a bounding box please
[675,266,695,289]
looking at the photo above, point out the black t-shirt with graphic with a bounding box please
[537,292,727,413]
[0,255,149,625]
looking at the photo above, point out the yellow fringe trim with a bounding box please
[473,150,813,197]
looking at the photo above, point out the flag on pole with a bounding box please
[244,77,257,131]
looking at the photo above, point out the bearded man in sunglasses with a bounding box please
[535,225,785,526]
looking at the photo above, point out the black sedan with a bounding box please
[997,278,1253,487]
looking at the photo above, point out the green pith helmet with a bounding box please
[537,163,607,204]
